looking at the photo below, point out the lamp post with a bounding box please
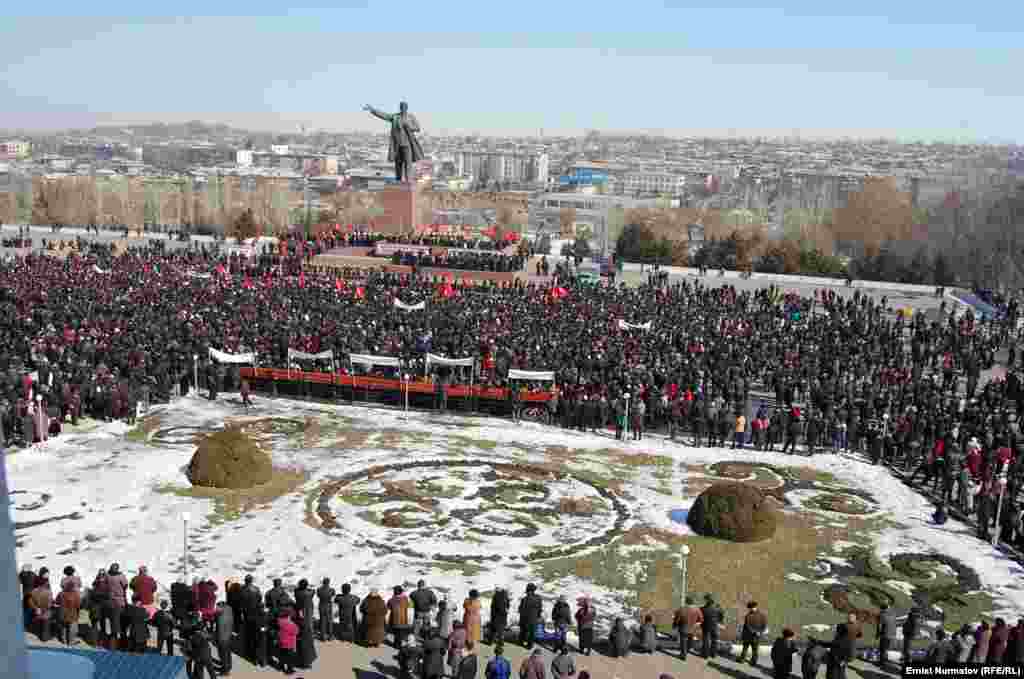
[992,470,1008,548]
[403,373,410,417]
[193,355,199,397]
[181,512,190,583]
[680,544,690,609]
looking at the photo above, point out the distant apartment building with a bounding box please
[271,144,290,155]
[454,149,548,184]
[0,140,32,160]
[560,161,688,195]
[142,144,234,170]
[528,191,661,250]
[236,149,254,167]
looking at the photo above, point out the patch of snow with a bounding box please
[884,580,917,597]
[786,573,809,582]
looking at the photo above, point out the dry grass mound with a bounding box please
[188,429,273,489]
[687,482,778,542]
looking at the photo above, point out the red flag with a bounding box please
[216,264,226,276]
[243,275,254,289]
[335,277,345,292]
[441,283,455,298]
[355,286,365,299]
[299,271,306,288]
[554,286,568,298]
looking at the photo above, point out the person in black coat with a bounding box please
[815,624,855,679]
[125,597,150,653]
[518,583,543,649]
[316,578,335,641]
[771,629,799,679]
[334,583,360,642]
[293,579,317,669]
[487,588,509,646]
[214,601,234,675]
[701,595,723,659]
[186,614,217,679]
[245,603,268,668]
[422,631,446,679]
[152,601,176,655]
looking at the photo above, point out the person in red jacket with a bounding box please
[277,609,299,674]
[129,565,157,608]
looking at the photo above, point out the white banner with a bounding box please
[288,349,334,362]
[618,319,652,331]
[349,353,401,368]
[426,353,475,368]
[189,272,212,280]
[209,348,256,364]
[508,369,555,381]
[94,265,108,274]
[394,299,426,311]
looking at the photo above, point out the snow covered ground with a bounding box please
[8,393,1024,626]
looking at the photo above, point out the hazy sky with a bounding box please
[3,4,1023,142]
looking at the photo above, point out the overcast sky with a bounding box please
[3,4,1023,142]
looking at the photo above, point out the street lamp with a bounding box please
[181,512,190,583]
[992,470,1009,548]
[402,373,410,417]
[680,544,691,609]
[193,355,199,397]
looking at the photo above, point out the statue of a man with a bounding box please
[363,102,424,184]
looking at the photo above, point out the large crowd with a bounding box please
[5,238,1024,676]
[19,559,1024,679]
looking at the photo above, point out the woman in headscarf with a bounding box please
[463,589,482,646]
[575,596,596,656]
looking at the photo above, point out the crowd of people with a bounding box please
[20,558,1024,679]
[387,248,526,273]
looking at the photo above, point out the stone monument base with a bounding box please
[379,182,419,233]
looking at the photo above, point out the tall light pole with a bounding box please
[680,544,690,609]
[193,355,199,397]
[181,512,191,583]
[992,470,1008,548]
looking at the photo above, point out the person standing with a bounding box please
[574,596,595,656]
[463,589,482,647]
[293,580,317,668]
[488,587,510,646]
[387,585,412,647]
[876,603,897,666]
[447,621,468,676]
[739,601,768,667]
[152,601,176,656]
[107,563,129,648]
[551,645,576,679]
[187,619,217,679]
[58,574,82,646]
[214,601,234,675]
[275,608,298,675]
[551,595,572,651]
[518,583,543,649]
[701,594,723,659]
[410,579,437,640]
[771,629,799,679]
[316,578,335,641]
[485,643,512,679]
[672,595,702,661]
[334,583,360,643]
[422,630,447,679]
[902,607,922,668]
[125,596,150,653]
[362,589,387,647]
[520,647,547,679]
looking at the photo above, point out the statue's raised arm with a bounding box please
[363,104,394,123]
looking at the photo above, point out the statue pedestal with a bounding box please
[379,182,419,234]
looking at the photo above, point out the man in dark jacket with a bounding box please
[672,595,703,661]
[264,578,286,617]
[187,618,217,679]
[245,603,268,668]
[771,628,799,679]
[903,607,922,669]
[334,583,360,643]
[739,601,768,667]
[518,583,543,649]
[125,596,150,653]
[701,594,723,659]
[316,578,335,641]
[410,580,437,640]
[926,629,956,665]
[422,630,446,679]
[877,603,898,666]
[214,601,234,675]
[488,588,510,646]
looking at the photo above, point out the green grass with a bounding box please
[338,491,379,506]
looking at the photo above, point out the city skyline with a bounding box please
[3,5,1023,144]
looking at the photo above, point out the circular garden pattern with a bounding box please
[312,460,631,563]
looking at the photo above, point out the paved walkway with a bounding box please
[28,634,900,679]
